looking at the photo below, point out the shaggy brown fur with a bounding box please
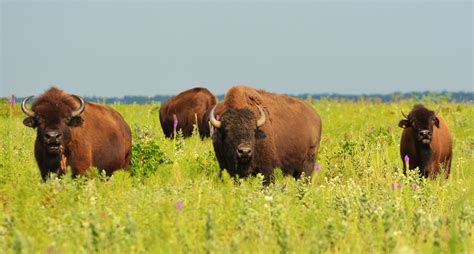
[399,104,452,178]
[212,85,322,184]
[159,87,216,138]
[22,87,132,180]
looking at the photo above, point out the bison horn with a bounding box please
[21,96,36,117]
[209,105,221,128]
[71,95,85,117]
[256,105,266,127]
[401,111,409,119]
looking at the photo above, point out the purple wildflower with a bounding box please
[397,182,402,189]
[314,163,321,172]
[413,183,417,189]
[175,201,184,210]
[173,114,178,133]
[387,124,392,131]
[370,127,375,132]
[404,155,410,164]
[391,183,395,191]
[10,95,15,107]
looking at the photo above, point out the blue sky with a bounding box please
[1,0,472,97]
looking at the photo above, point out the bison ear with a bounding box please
[67,116,84,127]
[23,117,38,128]
[433,117,440,128]
[255,128,266,139]
[398,119,410,129]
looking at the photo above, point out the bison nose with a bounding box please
[237,146,252,158]
[418,130,431,138]
[45,131,62,142]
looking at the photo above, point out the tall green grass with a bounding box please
[0,99,472,253]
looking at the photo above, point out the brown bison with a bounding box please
[159,87,216,138]
[22,87,132,180]
[398,104,452,178]
[209,85,322,184]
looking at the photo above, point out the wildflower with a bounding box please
[314,163,321,172]
[413,183,417,189]
[391,183,395,191]
[175,201,184,210]
[404,155,410,164]
[173,114,178,133]
[9,95,15,107]
[370,127,374,132]
[387,124,392,131]
[397,182,402,189]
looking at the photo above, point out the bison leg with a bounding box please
[123,147,132,170]
[299,146,317,180]
[444,156,452,179]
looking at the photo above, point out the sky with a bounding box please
[1,0,473,97]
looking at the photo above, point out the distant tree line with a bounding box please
[85,91,473,104]
[4,91,473,105]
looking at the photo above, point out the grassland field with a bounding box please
[0,98,473,253]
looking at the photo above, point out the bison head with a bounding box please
[22,94,85,155]
[209,105,266,177]
[398,105,440,145]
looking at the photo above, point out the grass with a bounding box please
[0,98,473,253]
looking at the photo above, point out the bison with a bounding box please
[398,104,452,178]
[159,87,217,138]
[21,87,132,180]
[209,85,322,185]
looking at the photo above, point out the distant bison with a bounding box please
[22,87,132,180]
[398,104,452,178]
[209,85,322,185]
[159,87,216,138]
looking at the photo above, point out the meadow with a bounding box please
[0,98,473,253]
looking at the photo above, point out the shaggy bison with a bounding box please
[398,104,452,178]
[159,87,217,138]
[22,87,132,180]
[209,85,322,184]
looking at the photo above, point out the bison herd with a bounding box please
[21,86,453,183]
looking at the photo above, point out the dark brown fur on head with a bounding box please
[23,87,84,130]
[22,87,85,179]
[212,108,266,177]
[398,104,439,145]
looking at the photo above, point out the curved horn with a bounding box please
[21,96,36,117]
[401,111,409,119]
[256,105,266,127]
[71,95,85,117]
[209,105,221,128]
